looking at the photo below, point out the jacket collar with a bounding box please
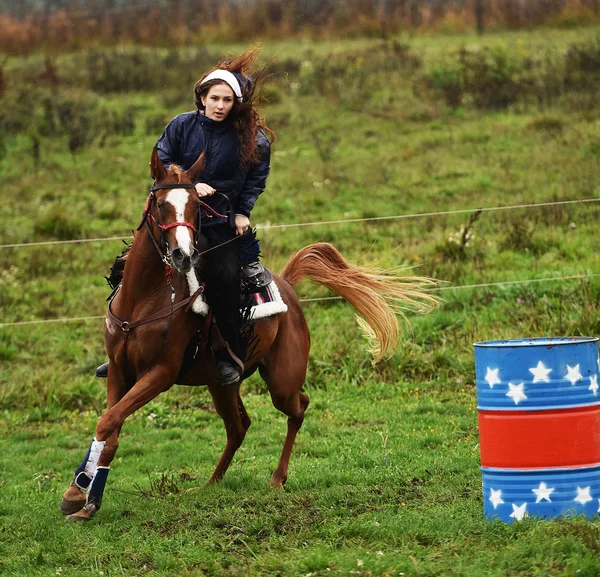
[196,110,234,132]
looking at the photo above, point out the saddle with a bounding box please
[104,250,283,384]
[175,309,247,385]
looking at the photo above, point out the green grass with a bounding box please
[1,26,600,576]
[3,379,600,577]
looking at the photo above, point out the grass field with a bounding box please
[1,26,600,576]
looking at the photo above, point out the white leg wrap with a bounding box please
[83,438,106,477]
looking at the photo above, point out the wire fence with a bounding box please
[1,194,598,329]
[1,197,599,250]
[2,272,598,328]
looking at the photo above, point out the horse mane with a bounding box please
[104,243,131,290]
[167,164,184,177]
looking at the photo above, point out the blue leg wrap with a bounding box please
[74,445,92,476]
[73,445,92,490]
[87,467,110,510]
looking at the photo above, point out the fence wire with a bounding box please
[1,197,599,250]
[2,273,598,328]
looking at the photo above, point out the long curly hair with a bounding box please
[193,47,275,168]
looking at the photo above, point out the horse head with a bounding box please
[148,147,206,274]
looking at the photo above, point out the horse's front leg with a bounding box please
[61,364,175,521]
[206,383,251,484]
[60,364,128,517]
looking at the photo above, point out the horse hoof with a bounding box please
[65,503,96,522]
[60,486,87,515]
[267,480,284,490]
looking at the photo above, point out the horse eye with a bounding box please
[157,203,164,211]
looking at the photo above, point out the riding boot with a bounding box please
[240,261,272,293]
[217,358,240,385]
[204,225,246,385]
[96,362,109,378]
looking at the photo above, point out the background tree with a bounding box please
[475,0,485,34]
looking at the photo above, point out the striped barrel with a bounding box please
[474,337,600,522]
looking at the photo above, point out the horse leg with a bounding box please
[261,366,310,489]
[60,365,128,516]
[206,384,251,484]
[63,365,175,521]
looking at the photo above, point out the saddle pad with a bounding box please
[244,280,288,320]
[187,269,288,321]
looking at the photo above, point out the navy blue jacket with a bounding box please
[156,110,271,224]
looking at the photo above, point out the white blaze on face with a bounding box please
[166,188,193,256]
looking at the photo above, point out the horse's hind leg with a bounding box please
[206,384,251,484]
[261,365,310,489]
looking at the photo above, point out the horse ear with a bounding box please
[150,147,168,181]
[187,151,205,182]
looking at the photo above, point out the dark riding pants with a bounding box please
[203,225,245,363]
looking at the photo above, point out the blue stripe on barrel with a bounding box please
[475,337,599,411]
[482,465,600,522]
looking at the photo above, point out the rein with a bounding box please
[107,284,205,335]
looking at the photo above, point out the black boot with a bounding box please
[217,360,240,385]
[240,261,272,297]
[95,362,109,378]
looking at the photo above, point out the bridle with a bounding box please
[138,183,237,268]
[137,183,199,268]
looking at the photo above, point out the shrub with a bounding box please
[0,82,140,157]
[62,46,218,94]
[459,46,523,109]
[418,38,600,112]
[34,206,85,240]
[564,35,600,108]
[421,59,463,109]
[299,42,421,111]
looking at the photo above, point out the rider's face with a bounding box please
[201,83,235,122]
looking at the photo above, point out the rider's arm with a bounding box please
[155,116,182,168]
[236,130,271,218]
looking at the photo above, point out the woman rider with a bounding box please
[158,48,276,385]
[97,48,276,385]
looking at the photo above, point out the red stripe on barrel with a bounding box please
[479,405,600,469]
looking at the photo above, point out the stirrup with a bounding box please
[241,261,272,292]
[96,362,109,378]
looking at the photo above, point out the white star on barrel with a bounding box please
[589,375,599,396]
[489,488,504,509]
[484,367,501,389]
[532,482,554,503]
[506,382,527,405]
[529,361,552,383]
[565,364,583,385]
[574,486,593,505]
[510,503,527,521]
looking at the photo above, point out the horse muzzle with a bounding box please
[171,246,200,274]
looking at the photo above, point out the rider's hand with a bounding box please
[235,215,250,236]
[195,183,216,197]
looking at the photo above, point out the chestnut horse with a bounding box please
[60,148,438,521]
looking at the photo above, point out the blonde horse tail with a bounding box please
[281,242,440,363]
